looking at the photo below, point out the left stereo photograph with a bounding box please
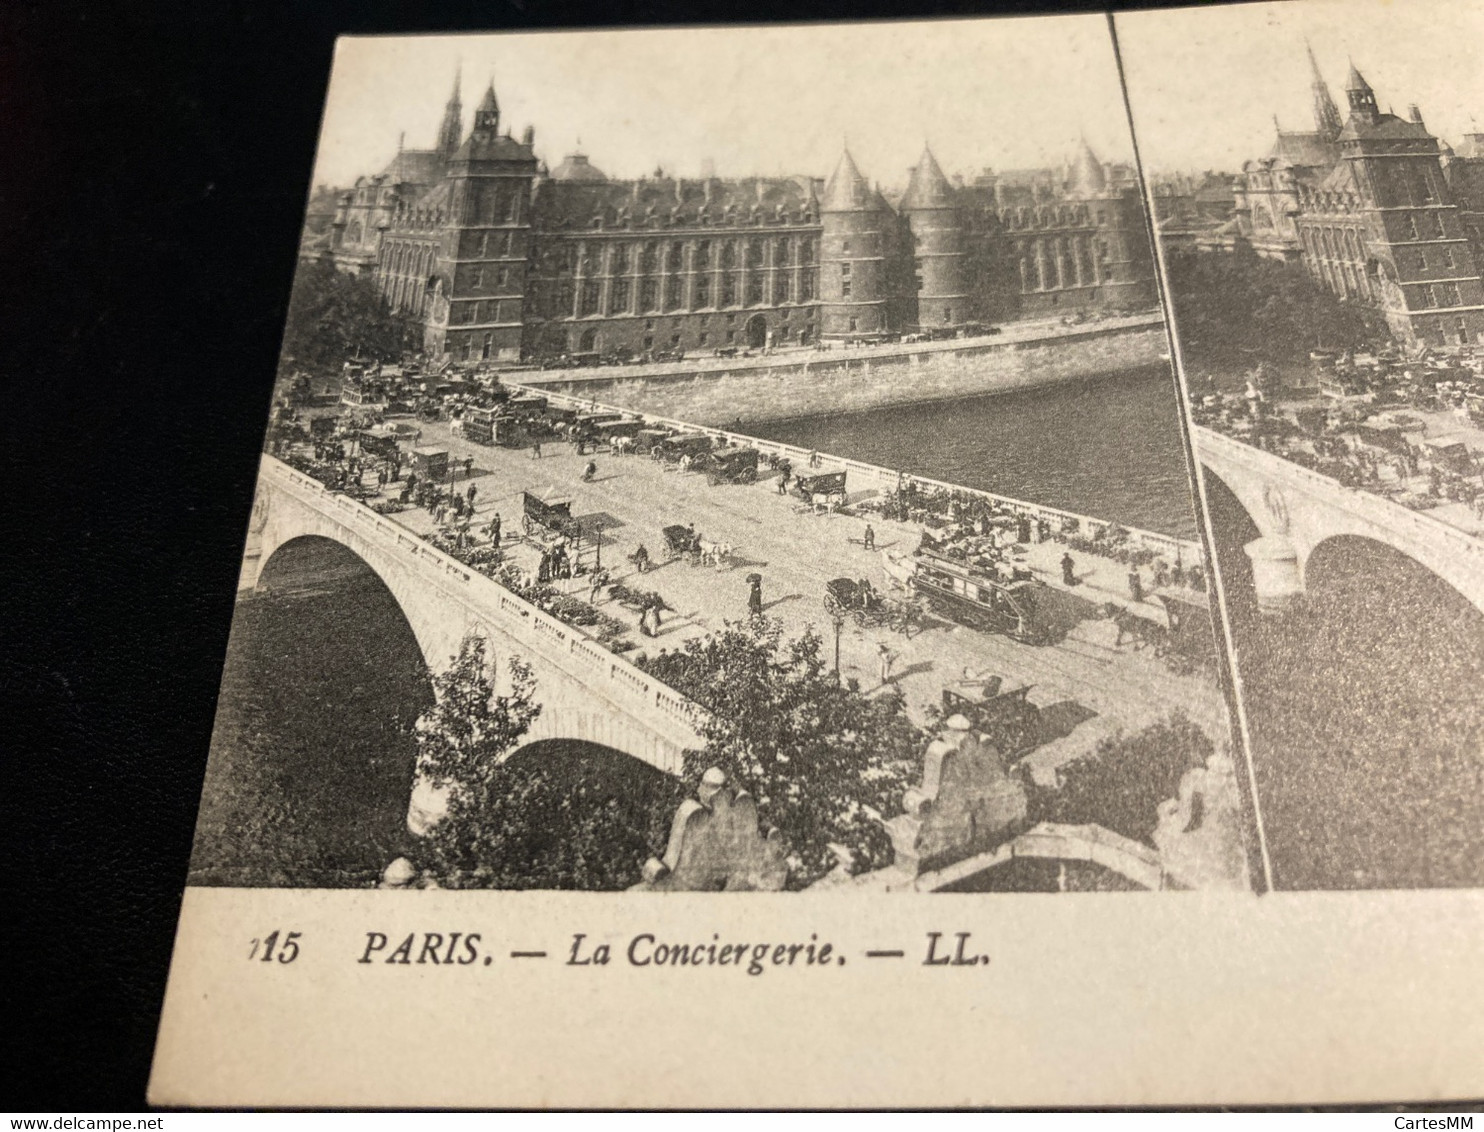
[186,18,1243,898]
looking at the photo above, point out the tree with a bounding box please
[1165,246,1387,376]
[1032,712,1213,846]
[639,618,925,888]
[279,255,421,374]
[420,633,680,890]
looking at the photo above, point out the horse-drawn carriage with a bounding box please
[661,524,703,565]
[522,490,579,538]
[658,432,715,466]
[793,470,847,508]
[699,446,760,486]
[823,576,923,636]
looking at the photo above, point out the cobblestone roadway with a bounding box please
[380,419,1228,779]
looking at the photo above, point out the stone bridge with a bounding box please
[241,456,704,827]
[1193,425,1484,614]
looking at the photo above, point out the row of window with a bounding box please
[1014,237,1105,292]
[555,270,818,317]
[551,236,818,276]
[450,299,521,326]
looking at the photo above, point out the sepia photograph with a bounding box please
[1119,0,1484,891]
[193,17,1250,896]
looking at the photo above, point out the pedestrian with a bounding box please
[589,566,610,605]
[463,455,474,478]
[632,543,651,573]
[489,512,502,548]
[466,483,477,506]
[1128,569,1144,604]
[748,575,763,618]
[538,550,552,584]
[1061,552,1076,586]
[877,642,896,685]
[863,523,876,551]
[532,440,543,460]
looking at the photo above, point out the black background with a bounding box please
[3,0,1193,1111]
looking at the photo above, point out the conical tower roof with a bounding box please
[1069,137,1107,195]
[821,149,875,211]
[1345,61,1372,94]
[899,146,956,210]
[476,81,500,114]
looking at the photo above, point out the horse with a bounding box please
[699,539,734,569]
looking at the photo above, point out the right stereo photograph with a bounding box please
[1118,0,1484,891]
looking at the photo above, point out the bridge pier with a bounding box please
[1243,535,1304,615]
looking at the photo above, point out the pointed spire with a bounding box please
[1306,41,1342,140]
[821,148,875,212]
[1344,59,1378,122]
[436,64,465,156]
[471,75,501,135]
[900,145,955,211]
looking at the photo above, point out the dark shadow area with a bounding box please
[490,739,681,888]
[575,510,626,532]
[1035,700,1099,744]
[189,536,434,887]
[1235,531,1484,890]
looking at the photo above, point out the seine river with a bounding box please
[745,365,1200,539]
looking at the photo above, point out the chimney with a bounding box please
[522,125,535,145]
[1409,104,1425,126]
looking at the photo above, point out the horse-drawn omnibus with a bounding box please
[908,547,1047,644]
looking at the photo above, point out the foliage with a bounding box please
[1031,712,1214,846]
[1165,246,1388,374]
[419,633,680,890]
[280,255,420,374]
[413,635,543,793]
[638,617,925,888]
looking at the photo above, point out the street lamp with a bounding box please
[830,611,847,686]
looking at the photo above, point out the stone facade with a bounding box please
[317,72,1157,362]
[1229,48,1484,347]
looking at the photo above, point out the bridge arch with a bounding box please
[1303,532,1481,621]
[1196,463,1264,628]
[193,535,435,887]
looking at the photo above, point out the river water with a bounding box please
[744,365,1200,539]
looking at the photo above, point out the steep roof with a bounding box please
[899,146,955,210]
[382,148,447,186]
[1337,112,1433,143]
[821,149,876,211]
[1269,130,1341,168]
[531,175,815,229]
[1345,62,1372,94]
[1068,138,1107,194]
[451,131,534,164]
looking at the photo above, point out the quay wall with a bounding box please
[517,319,1168,426]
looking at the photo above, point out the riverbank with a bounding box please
[518,313,1168,426]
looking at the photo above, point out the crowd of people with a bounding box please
[1194,349,1484,521]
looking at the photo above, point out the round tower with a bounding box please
[819,149,891,340]
[900,145,969,332]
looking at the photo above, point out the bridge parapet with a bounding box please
[507,382,1202,564]
[1192,425,1484,613]
[257,456,706,761]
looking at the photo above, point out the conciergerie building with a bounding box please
[313,73,1156,362]
[1229,49,1484,347]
